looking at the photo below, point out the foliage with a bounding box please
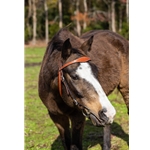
[25,47,129,150]
[119,22,129,40]
[49,23,59,39]
[24,0,129,43]
[83,21,109,33]
[25,27,30,43]
[24,5,31,43]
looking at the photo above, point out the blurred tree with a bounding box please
[25,0,32,43]
[32,0,37,45]
[118,2,123,32]
[44,0,49,43]
[24,0,129,43]
[26,0,32,41]
[83,0,88,30]
[111,0,116,32]
[126,0,129,23]
[102,0,110,30]
[116,0,129,39]
[103,0,116,32]
[76,0,81,36]
[58,0,63,28]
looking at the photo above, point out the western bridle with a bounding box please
[58,56,106,125]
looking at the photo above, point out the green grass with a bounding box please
[25,47,45,64]
[25,47,129,150]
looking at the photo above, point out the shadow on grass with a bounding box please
[51,120,129,150]
[25,62,41,67]
[111,122,129,146]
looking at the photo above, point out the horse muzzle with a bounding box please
[82,108,113,127]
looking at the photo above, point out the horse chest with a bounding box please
[46,94,75,115]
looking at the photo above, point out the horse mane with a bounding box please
[45,28,84,56]
[46,28,69,55]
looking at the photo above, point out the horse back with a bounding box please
[81,30,129,95]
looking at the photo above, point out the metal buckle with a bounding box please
[73,99,78,106]
[82,108,90,117]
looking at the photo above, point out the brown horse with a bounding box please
[38,28,129,150]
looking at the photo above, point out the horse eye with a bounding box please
[77,92,83,98]
[71,74,79,80]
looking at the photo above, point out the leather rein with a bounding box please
[58,56,104,124]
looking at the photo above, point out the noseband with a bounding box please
[58,56,105,125]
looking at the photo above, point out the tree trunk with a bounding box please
[108,2,111,30]
[103,0,111,30]
[32,0,37,45]
[111,0,116,32]
[119,4,123,32]
[58,0,63,28]
[126,0,129,23]
[76,0,81,36]
[83,0,87,30]
[27,0,32,40]
[44,0,49,43]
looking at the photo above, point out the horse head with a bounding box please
[59,36,116,126]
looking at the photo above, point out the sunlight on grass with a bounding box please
[25,47,129,150]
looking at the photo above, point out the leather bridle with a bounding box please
[58,56,105,125]
[58,56,91,97]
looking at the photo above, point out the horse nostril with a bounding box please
[99,108,109,123]
[102,107,107,113]
[99,107,107,115]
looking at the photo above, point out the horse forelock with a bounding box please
[46,28,82,56]
[46,29,68,55]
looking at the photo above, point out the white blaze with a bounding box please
[76,62,116,122]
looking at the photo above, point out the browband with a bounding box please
[58,56,91,96]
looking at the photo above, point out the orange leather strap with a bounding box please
[59,57,91,71]
[58,56,91,96]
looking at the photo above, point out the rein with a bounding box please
[58,56,104,125]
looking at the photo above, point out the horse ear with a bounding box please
[81,35,93,54]
[61,38,72,60]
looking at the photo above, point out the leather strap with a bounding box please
[58,56,106,125]
[59,57,91,71]
[58,56,91,96]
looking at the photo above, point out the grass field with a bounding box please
[25,47,129,150]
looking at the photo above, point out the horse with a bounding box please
[38,28,129,150]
